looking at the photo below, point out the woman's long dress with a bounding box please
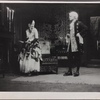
[19,46,41,73]
[19,27,41,73]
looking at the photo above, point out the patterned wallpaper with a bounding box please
[38,7,67,46]
[14,5,68,47]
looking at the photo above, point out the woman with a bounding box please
[64,11,87,77]
[19,20,42,75]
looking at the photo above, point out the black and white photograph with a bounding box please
[0,1,100,99]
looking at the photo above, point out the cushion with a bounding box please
[39,40,51,54]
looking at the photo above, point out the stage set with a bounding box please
[0,3,100,76]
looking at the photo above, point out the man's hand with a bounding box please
[66,34,70,38]
[65,34,70,44]
[76,33,84,44]
[76,33,80,37]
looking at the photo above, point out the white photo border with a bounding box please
[0,0,100,99]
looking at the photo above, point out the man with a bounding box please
[64,11,88,77]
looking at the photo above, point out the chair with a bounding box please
[40,40,58,74]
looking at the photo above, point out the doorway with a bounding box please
[90,17,100,59]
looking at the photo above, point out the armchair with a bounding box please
[39,39,58,74]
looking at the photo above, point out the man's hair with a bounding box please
[69,11,79,20]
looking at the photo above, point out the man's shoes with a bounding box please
[73,72,79,77]
[63,72,72,76]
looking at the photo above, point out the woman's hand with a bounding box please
[19,40,24,43]
[26,40,31,43]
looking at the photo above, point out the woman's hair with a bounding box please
[28,23,31,28]
[28,20,35,28]
[69,11,79,20]
[31,20,35,26]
